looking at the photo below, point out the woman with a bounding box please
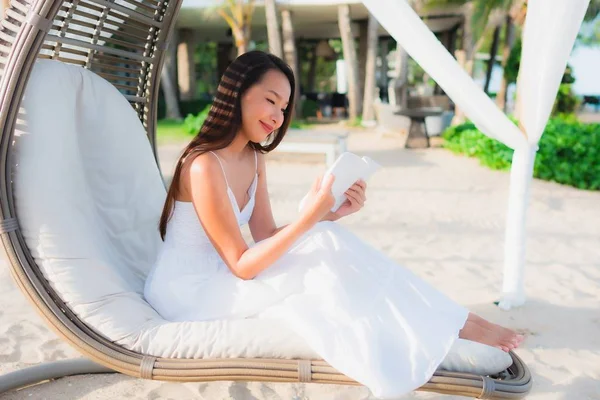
[144,51,523,398]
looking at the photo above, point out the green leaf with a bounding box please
[442,117,600,191]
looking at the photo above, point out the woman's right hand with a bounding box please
[300,174,336,225]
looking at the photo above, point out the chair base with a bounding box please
[0,358,113,394]
[0,355,531,399]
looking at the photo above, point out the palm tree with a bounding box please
[579,20,600,46]
[426,0,513,69]
[580,0,600,45]
[387,1,423,111]
[426,1,525,54]
[484,24,501,94]
[338,4,361,120]
[160,32,183,120]
[425,0,525,115]
[494,0,526,111]
[585,0,600,21]
[281,9,301,117]
[498,0,598,111]
[362,13,379,124]
[161,64,183,120]
[264,0,282,58]
[218,0,256,56]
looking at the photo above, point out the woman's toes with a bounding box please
[509,334,524,347]
[501,341,515,350]
[516,334,525,343]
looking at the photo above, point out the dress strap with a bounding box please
[208,151,230,188]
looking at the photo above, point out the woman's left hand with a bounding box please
[326,180,367,221]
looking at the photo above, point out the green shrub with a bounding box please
[552,66,580,116]
[180,99,213,117]
[157,96,212,120]
[442,118,600,190]
[301,99,320,118]
[156,119,187,143]
[503,37,522,85]
[183,105,211,134]
[346,116,363,127]
[553,85,580,116]
[289,120,313,129]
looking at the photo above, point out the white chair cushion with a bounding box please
[13,59,511,375]
[439,339,513,375]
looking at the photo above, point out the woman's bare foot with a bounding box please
[468,313,524,348]
[459,320,507,351]
[458,314,524,352]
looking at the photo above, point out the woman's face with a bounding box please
[240,69,291,143]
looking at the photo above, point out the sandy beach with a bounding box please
[1,131,599,399]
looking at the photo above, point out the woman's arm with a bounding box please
[247,152,278,242]
[249,153,338,242]
[263,213,338,238]
[188,153,333,280]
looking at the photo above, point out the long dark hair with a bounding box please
[158,50,296,240]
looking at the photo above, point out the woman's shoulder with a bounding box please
[186,151,220,174]
[179,152,224,196]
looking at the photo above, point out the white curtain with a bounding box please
[362,0,590,309]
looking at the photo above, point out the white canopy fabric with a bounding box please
[362,0,590,309]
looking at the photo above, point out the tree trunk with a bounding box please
[264,0,282,58]
[380,38,389,102]
[388,43,408,109]
[177,28,196,101]
[217,42,233,81]
[451,49,467,125]
[236,31,249,56]
[161,64,182,120]
[462,3,476,76]
[362,13,378,124]
[161,31,182,120]
[484,25,501,94]
[219,1,254,57]
[358,20,369,112]
[452,9,475,125]
[338,4,361,120]
[496,16,515,112]
[167,28,179,97]
[307,46,317,92]
[281,9,301,118]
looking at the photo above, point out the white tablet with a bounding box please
[299,152,381,213]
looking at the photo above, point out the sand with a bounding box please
[1,131,599,399]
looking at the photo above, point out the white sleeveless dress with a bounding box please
[144,151,469,399]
